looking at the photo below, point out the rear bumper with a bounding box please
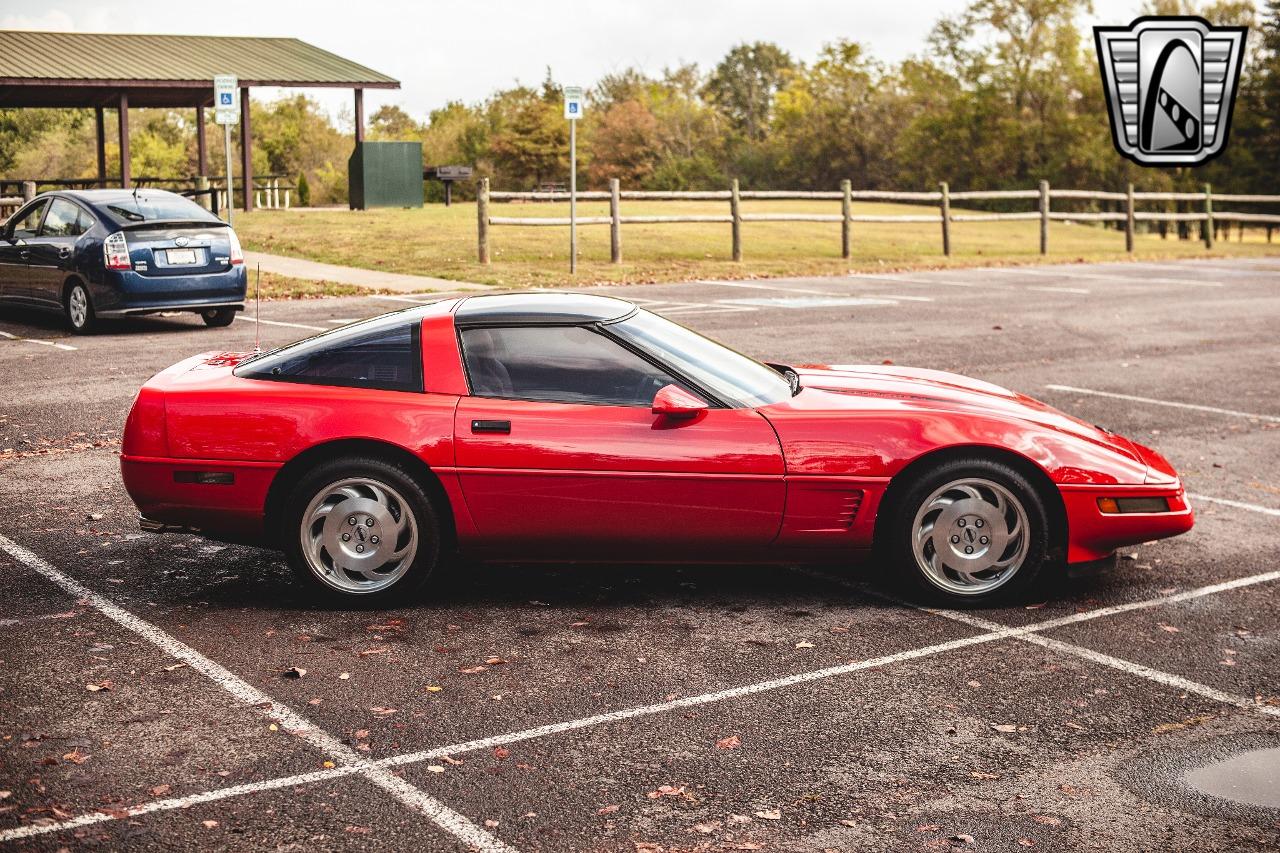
[121,454,278,543]
[95,266,247,315]
[1060,482,1194,563]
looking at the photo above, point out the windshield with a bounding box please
[608,309,792,407]
[104,193,220,224]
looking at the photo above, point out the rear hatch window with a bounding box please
[104,194,221,226]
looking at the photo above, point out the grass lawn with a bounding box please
[235,199,1279,291]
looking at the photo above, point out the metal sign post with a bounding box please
[213,75,239,225]
[564,86,584,274]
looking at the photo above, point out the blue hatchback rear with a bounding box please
[0,188,246,333]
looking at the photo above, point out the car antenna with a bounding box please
[253,262,262,353]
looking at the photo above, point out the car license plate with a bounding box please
[166,248,197,265]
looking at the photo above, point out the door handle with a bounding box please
[58,247,72,259]
[471,419,511,434]
[18,249,29,259]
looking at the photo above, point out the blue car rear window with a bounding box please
[104,194,220,224]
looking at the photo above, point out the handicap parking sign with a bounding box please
[220,92,233,105]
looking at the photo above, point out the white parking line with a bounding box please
[238,317,328,332]
[850,274,1014,290]
[16,561,1280,843]
[914,603,1280,719]
[1188,493,1280,517]
[0,533,518,853]
[0,330,77,351]
[693,279,842,296]
[986,266,1223,287]
[1027,285,1092,294]
[1044,384,1280,423]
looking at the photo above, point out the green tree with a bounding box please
[704,42,796,141]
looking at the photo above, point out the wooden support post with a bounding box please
[1125,183,1135,252]
[939,181,952,257]
[118,92,131,188]
[354,89,365,144]
[94,107,107,185]
[195,175,211,211]
[731,179,742,262]
[1203,183,1214,249]
[240,87,253,212]
[1038,179,1049,255]
[20,181,35,203]
[841,179,852,260]
[609,178,622,264]
[477,177,490,264]
[195,105,207,177]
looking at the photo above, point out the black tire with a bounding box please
[64,281,96,334]
[201,307,236,327]
[881,457,1053,606]
[281,456,441,606]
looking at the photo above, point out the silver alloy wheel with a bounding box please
[911,477,1030,596]
[68,285,88,328]
[300,477,419,594]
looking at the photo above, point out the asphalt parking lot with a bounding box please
[1,256,1278,852]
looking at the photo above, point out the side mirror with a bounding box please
[651,384,707,419]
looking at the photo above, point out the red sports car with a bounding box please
[121,293,1193,605]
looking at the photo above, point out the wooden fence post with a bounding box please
[477,177,490,265]
[1038,179,1049,255]
[21,181,35,203]
[1125,183,1135,252]
[1203,183,1214,249]
[939,181,952,257]
[610,178,622,264]
[841,179,852,259]
[731,179,742,262]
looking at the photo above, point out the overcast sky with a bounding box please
[1,0,1145,125]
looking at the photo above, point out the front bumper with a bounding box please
[1060,482,1194,563]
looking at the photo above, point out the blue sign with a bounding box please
[220,92,233,105]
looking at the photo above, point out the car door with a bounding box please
[0,198,48,304]
[452,324,786,559]
[25,198,87,308]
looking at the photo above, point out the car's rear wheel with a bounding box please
[201,307,236,327]
[64,282,95,334]
[282,457,440,605]
[885,458,1051,605]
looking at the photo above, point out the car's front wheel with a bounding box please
[64,282,95,334]
[201,307,236,327]
[884,458,1052,605]
[282,457,440,605]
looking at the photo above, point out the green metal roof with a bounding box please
[0,30,399,89]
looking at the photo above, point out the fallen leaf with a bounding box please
[426,685,443,693]
[485,657,508,665]
[427,765,445,773]
[268,723,279,731]
[354,729,370,739]
[323,761,335,768]
[344,825,371,834]
[85,681,113,692]
[484,819,499,828]
[282,667,306,678]
[163,663,187,672]
[339,672,351,680]
[459,666,488,674]
[839,819,858,827]
[597,804,620,815]
[693,820,721,833]
[646,785,686,799]
[795,641,815,649]
[202,820,218,829]
[1158,624,1181,633]
[441,755,464,766]
[754,808,781,820]
[62,749,90,764]
[493,747,510,760]
[150,784,171,797]
[992,724,1018,733]
[1018,839,1036,848]
[369,707,398,718]
[950,834,975,845]
[716,735,742,750]
[917,823,940,832]
[0,791,10,800]
[1033,815,1062,826]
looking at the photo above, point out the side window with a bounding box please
[460,325,692,407]
[8,200,48,239]
[235,317,422,392]
[40,199,87,237]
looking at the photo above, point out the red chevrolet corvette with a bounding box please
[121,293,1192,605]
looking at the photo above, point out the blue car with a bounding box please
[0,189,246,333]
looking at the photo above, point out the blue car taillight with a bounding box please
[104,231,131,270]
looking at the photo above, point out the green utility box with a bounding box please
[348,141,424,209]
